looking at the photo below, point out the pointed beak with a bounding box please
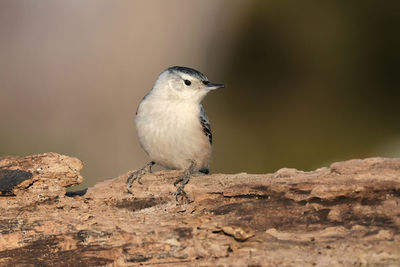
[203,82,225,90]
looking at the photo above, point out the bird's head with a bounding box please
[151,66,225,102]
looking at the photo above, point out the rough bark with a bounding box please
[0,153,399,266]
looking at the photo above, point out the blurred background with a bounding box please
[1,0,399,189]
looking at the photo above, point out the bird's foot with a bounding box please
[126,161,155,194]
[126,170,142,194]
[174,186,189,203]
[173,162,195,203]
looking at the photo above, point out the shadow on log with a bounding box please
[0,153,399,266]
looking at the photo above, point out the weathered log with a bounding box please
[0,153,399,266]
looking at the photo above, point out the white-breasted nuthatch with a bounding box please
[127,66,224,198]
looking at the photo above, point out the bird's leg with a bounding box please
[138,160,155,184]
[126,161,155,194]
[174,161,195,200]
[173,176,184,186]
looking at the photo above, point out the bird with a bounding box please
[126,66,224,199]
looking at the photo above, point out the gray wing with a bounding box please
[199,105,212,145]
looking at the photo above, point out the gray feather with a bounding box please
[199,105,212,145]
[168,66,208,81]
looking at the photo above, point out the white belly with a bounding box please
[135,99,211,170]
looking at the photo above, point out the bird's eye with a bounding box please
[184,80,191,86]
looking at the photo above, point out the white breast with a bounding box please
[135,97,211,170]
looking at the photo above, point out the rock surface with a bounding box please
[0,153,399,266]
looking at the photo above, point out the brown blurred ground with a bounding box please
[1,1,399,189]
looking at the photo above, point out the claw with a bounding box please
[126,171,140,194]
[126,161,155,194]
[175,187,189,203]
[176,185,187,197]
[173,161,195,202]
